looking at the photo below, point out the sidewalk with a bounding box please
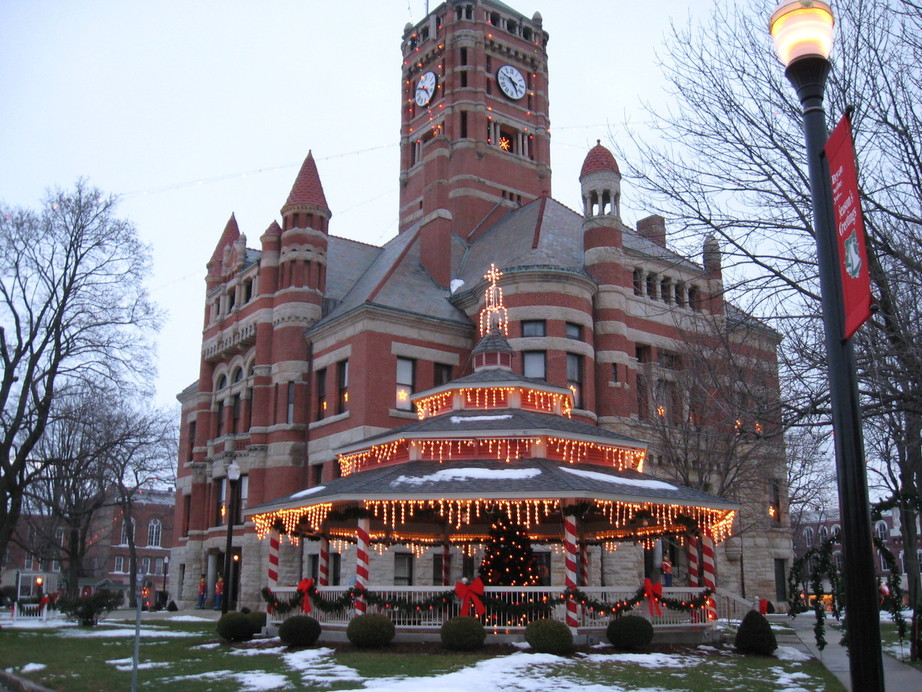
[785,613,922,691]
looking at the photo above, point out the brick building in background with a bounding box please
[170,0,792,610]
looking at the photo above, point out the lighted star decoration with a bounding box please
[499,137,512,151]
[479,263,508,337]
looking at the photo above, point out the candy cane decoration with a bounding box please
[579,542,589,586]
[563,513,579,630]
[700,534,717,621]
[355,518,370,615]
[319,536,330,587]
[267,529,280,587]
[687,537,700,623]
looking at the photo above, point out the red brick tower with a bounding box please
[398,1,551,285]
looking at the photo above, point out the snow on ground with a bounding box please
[166,615,214,622]
[19,663,46,673]
[105,657,172,671]
[775,646,812,662]
[391,467,541,485]
[229,646,288,657]
[559,467,677,490]
[281,647,364,686]
[58,626,199,638]
[769,667,812,692]
[578,652,702,669]
[0,617,74,629]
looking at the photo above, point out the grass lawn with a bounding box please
[0,614,845,691]
[880,621,922,670]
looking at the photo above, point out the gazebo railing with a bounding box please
[267,585,711,629]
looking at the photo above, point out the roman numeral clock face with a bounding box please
[415,71,437,106]
[497,64,526,100]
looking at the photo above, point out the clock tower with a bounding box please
[398,1,551,285]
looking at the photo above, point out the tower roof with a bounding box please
[283,151,329,212]
[580,140,620,178]
[209,213,240,265]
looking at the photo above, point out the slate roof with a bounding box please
[581,141,620,177]
[245,458,737,514]
[337,407,645,452]
[283,152,329,211]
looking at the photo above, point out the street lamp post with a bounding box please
[222,460,241,615]
[769,3,883,690]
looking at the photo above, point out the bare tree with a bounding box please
[622,0,922,655]
[0,181,159,562]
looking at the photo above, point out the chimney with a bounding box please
[636,214,667,248]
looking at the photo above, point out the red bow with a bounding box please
[297,578,314,613]
[644,578,662,617]
[455,578,486,617]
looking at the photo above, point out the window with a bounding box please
[232,394,241,433]
[636,344,652,363]
[434,363,452,387]
[308,553,341,585]
[155,557,164,575]
[183,495,192,537]
[315,367,328,421]
[633,269,643,296]
[187,421,196,462]
[147,519,162,547]
[521,320,546,337]
[394,553,414,585]
[396,357,416,410]
[803,527,814,546]
[236,475,249,524]
[114,555,125,573]
[771,480,783,524]
[141,557,150,575]
[287,382,295,424]
[523,351,546,380]
[216,400,224,437]
[462,555,476,580]
[120,518,135,546]
[818,526,829,543]
[636,373,648,419]
[565,322,582,340]
[337,361,349,414]
[611,363,619,383]
[534,552,551,586]
[833,551,844,570]
[215,479,227,526]
[875,521,889,541]
[567,353,584,408]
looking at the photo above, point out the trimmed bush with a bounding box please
[734,609,777,656]
[279,615,322,647]
[346,613,395,648]
[524,618,573,655]
[246,610,267,635]
[217,611,255,642]
[58,590,124,627]
[606,615,654,650]
[440,616,487,651]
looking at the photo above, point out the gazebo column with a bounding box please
[701,533,718,621]
[319,536,330,587]
[687,536,700,622]
[355,517,370,615]
[265,529,280,615]
[563,513,580,631]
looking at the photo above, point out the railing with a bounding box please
[267,585,712,630]
[12,602,49,621]
[713,590,757,622]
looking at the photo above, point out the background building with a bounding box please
[169,0,792,610]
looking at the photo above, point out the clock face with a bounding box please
[415,71,437,107]
[497,65,527,100]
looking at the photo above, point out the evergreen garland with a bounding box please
[261,583,713,620]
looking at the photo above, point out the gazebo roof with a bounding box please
[245,458,738,528]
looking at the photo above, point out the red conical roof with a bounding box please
[209,213,240,265]
[580,140,620,177]
[283,151,329,211]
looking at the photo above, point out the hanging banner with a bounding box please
[824,112,873,340]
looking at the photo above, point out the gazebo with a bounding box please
[245,266,738,636]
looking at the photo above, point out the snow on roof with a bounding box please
[290,485,326,499]
[560,466,677,491]
[449,414,513,423]
[391,467,542,486]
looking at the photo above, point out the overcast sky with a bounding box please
[2,0,707,411]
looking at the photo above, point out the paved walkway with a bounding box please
[784,612,922,691]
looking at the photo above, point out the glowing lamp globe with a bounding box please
[769,0,835,66]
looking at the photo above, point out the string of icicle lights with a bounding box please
[414,386,575,420]
[337,436,644,476]
[367,498,560,529]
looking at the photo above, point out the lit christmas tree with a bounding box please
[478,512,540,586]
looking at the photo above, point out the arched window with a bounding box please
[120,518,135,546]
[147,518,162,547]
[217,375,227,390]
[818,526,829,543]
[831,524,841,538]
[803,527,814,546]
[875,521,889,541]
[232,368,243,384]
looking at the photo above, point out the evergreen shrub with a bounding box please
[734,610,778,656]
[246,610,267,635]
[440,616,487,651]
[58,590,124,627]
[346,614,395,648]
[217,611,255,642]
[606,615,654,650]
[279,615,322,647]
[524,618,573,655]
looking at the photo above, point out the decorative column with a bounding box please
[319,536,330,587]
[267,530,280,587]
[578,543,589,587]
[355,518,370,616]
[563,513,580,631]
[687,536,700,623]
[700,534,717,621]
